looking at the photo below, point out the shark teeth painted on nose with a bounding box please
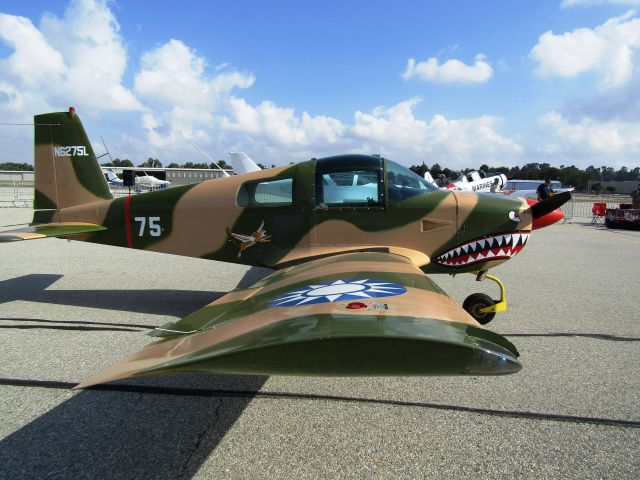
[434,231,530,267]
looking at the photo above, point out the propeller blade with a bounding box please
[530,191,572,219]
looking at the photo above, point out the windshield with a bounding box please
[386,159,437,202]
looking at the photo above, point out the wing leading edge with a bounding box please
[77,251,520,388]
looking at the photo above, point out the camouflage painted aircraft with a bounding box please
[0,108,570,388]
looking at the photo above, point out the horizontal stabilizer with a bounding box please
[0,222,106,242]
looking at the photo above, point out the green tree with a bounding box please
[112,158,133,167]
[615,166,628,181]
[139,158,162,168]
[0,162,33,171]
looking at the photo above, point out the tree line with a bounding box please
[2,159,638,192]
[409,162,640,191]
[100,157,275,170]
[99,158,232,169]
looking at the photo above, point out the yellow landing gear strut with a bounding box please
[462,272,508,325]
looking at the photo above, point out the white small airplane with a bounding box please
[135,172,170,189]
[229,152,261,174]
[102,168,123,186]
[425,170,507,193]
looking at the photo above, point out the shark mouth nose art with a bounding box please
[434,231,530,267]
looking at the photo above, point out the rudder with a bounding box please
[34,107,112,214]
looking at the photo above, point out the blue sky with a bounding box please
[1,0,640,169]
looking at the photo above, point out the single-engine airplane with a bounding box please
[135,171,170,189]
[0,109,570,387]
[427,170,508,193]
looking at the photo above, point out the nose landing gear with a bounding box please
[462,273,507,325]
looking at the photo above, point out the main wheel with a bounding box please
[463,293,496,325]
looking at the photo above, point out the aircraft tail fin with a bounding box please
[33,108,113,216]
[423,171,436,185]
[229,151,261,174]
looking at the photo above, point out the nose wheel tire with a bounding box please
[463,293,496,325]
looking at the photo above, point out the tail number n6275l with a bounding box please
[53,146,89,157]
[134,217,162,237]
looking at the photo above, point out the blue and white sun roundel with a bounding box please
[267,279,407,307]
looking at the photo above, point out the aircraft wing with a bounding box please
[77,251,520,388]
[0,222,107,242]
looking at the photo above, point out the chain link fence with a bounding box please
[559,194,632,222]
[0,182,173,208]
[0,181,34,207]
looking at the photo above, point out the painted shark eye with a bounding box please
[509,211,521,222]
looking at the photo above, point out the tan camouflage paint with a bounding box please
[145,167,291,257]
[77,252,480,388]
[35,144,112,210]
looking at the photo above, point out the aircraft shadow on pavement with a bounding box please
[0,267,273,477]
[0,267,271,319]
[0,375,269,479]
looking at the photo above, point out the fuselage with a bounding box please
[55,155,532,274]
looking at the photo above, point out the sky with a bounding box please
[1,0,640,169]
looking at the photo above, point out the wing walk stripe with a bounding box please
[2,377,638,429]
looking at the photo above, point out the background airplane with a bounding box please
[0,108,570,388]
[134,172,170,189]
[426,170,508,193]
[102,168,123,186]
[229,151,262,174]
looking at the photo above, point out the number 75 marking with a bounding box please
[134,217,162,237]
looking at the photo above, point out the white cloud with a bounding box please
[0,0,140,113]
[132,40,350,163]
[350,98,522,166]
[218,97,522,168]
[222,97,346,147]
[538,111,640,166]
[531,11,640,87]
[561,0,640,7]
[134,39,254,110]
[402,54,493,84]
[0,14,65,87]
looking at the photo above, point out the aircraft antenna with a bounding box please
[96,136,114,163]
[189,139,230,177]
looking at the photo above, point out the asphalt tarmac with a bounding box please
[1,207,638,479]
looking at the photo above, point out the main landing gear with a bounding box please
[462,272,507,325]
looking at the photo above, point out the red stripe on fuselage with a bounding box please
[124,195,133,248]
